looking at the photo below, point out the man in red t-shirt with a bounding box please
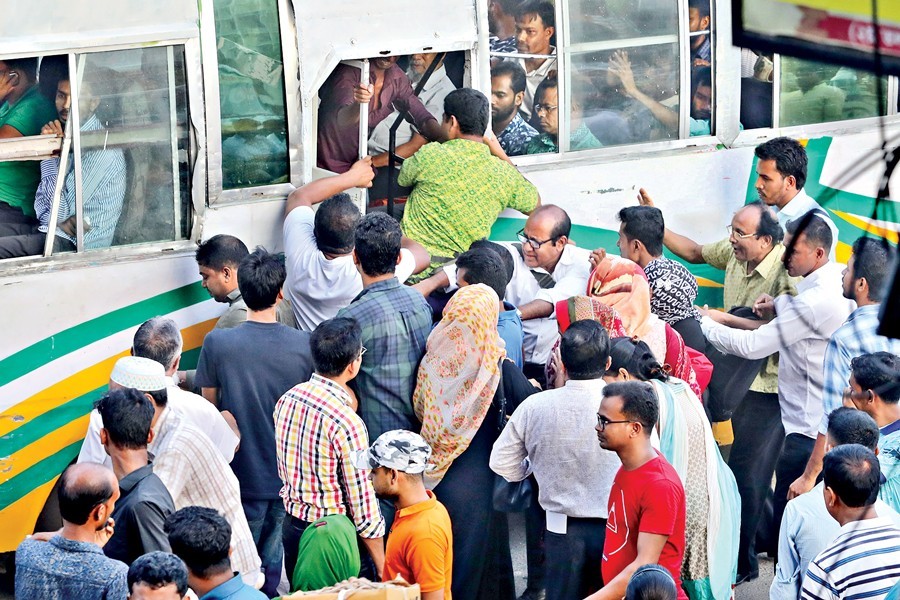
[586,381,688,600]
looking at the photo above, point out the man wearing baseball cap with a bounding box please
[355,430,453,600]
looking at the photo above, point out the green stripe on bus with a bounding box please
[0,389,99,459]
[0,282,209,389]
[0,441,83,512]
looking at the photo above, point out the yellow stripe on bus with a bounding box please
[0,477,59,550]
[2,416,90,483]
[832,210,900,245]
[696,277,724,288]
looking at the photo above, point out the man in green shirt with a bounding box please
[398,88,540,279]
[640,190,797,584]
[526,75,602,154]
[0,58,57,228]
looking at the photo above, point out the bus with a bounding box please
[0,0,898,553]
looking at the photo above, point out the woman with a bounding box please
[413,283,538,600]
[604,337,739,600]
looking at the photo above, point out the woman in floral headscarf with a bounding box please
[413,283,538,600]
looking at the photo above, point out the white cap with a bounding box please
[110,356,167,391]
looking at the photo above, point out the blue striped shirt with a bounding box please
[801,516,900,600]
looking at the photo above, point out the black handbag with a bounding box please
[491,360,533,512]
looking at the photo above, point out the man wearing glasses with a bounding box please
[639,190,797,583]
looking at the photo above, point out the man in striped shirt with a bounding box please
[275,317,385,582]
[801,444,900,600]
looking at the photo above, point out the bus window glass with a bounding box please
[568,0,676,43]
[779,56,888,127]
[214,0,289,189]
[739,48,774,130]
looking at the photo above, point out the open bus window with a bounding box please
[214,0,289,189]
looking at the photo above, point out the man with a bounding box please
[640,190,796,581]
[15,463,128,599]
[399,88,540,277]
[615,205,703,349]
[317,56,445,174]
[127,552,189,600]
[771,407,900,600]
[753,137,839,260]
[283,157,429,331]
[491,61,538,157]
[196,247,314,595]
[844,352,900,511]
[166,507,266,600]
[689,0,712,67]
[369,53,457,164]
[356,430,453,600]
[491,320,621,600]
[526,76,602,154]
[587,381,687,600]
[98,388,175,565]
[95,356,263,588]
[336,213,432,442]
[800,444,900,600]
[274,317,385,579]
[687,67,713,137]
[702,214,854,569]
[792,238,900,497]
[0,58,57,228]
[489,0,521,54]
[512,1,557,121]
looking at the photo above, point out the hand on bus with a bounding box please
[347,156,375,188]
[42,120,64,137]
[637,188,655,207]
[608,50,638,97]
[353,84,374,104]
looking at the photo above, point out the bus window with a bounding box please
[214,0,289,189]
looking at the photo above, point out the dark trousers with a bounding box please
[524,475,546,592]
[282,514,373,590]
[0,202,36,227]
[544,517,606,600]
[771,433,816,559]
[728,391,784,577]
[671,316,706,352]
[243,499,285,597]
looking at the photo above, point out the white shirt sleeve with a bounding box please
[76,410,109,466]
[283,206,317,263]
[770,502,803,600]
[489,407,532,482]
[395,248,417,283]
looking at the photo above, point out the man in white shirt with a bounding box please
[491,320,621,600]
[753,137,839,261]
[282,157,430,331]
[702,213,854,563]
[771,407,900,600]
[512,0,557,121]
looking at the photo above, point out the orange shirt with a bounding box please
[384,490,453,598]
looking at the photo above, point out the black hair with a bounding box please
[96,388,154,450]
[147,387,168,409]
[603,381,658,433]
[469,239,515,282]
[237,247,286,311]
[533,74,558,111]
[58,464,115,526]
[38,55,68,102]
[516,0,556,30]
[133,317,182,371]
[315,193,361,255]
[786,212,833,255]
[491,61,527,96]
[128,551,189,596]
[195,234,249,271]
[457,247,509,301]
[530,204,572,240]
[688,0,711,20]
[165,507,232,579]
[822,444,881,508]
[561,320,611,380]
[444,88,490,136]
[607,337,669,383]
[691,66,712,100]
[4,57,39,82]
[827,407,880,451]
[617,206,664,257]
[625,564,678,600]
[311,317,362,377]
[851,352,900,403]
[354,213,402,277]
[744,201,785,244]
[754,137,808,191]
[852,237,897,302]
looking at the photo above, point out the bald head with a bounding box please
[59,463,118,526]
[528,204,571,240]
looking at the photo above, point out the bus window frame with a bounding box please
[202,0,302,206]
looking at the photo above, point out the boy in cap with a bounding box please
[355,430,453,599]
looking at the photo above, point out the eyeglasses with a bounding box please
[534,103,558,115]
[596,415,636,431]
[517,228,558,250]
[726,225,759,239]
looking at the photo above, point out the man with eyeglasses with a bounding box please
[640,191,797,583]
[526,75,602,155]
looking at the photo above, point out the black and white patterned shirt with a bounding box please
[644,256,701,325]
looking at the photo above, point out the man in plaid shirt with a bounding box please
[275,317,385,581]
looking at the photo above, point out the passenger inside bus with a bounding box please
[491,61,539,157]
[688,0,711,68]
[526,75,602,154]
[488,0,520,54]
[511,0,556,122]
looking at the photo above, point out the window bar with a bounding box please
[557,0,569,153]
[72,55,86,253]
[677,0,691,140]
[358,59,369,160]
[167,46,182,240]
[42,61,75,258]
[772,54,781,128]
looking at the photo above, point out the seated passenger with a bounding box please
[489,0,520,54]
[779,61,845,127]
[512,0,557,121]
[0,58,57,229]
[607,48,679,141]
[0,75,126,258]
[526,76,602,154]
[491,61,538,157]
[398,88,540,279]
[317,56,445,174]
[689,0,712,67]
